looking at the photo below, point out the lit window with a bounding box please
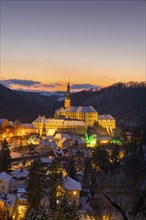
[73,191,77,196]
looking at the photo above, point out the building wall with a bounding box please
[56,185,80,206]
[98,119,116,130]
[0,200,5,217]
[66,190,80,206]
[64,99,71,108]
[10,179,27,191]
[0,180,10,194]
[33,121,86,135]
[6,196,19,220]
[55,111,98,127]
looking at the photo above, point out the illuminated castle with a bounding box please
[33,81,116,135]
[55,82,98,127]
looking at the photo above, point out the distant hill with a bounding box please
[71,82,146,127]
[0,84,60,122]
[0,82,146,127]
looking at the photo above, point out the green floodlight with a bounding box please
[110,139,122,145]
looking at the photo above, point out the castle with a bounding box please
[33,82,116,135]
[55,81,98,127]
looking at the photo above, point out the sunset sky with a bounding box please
[1,0,145,91]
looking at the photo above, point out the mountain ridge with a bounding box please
[0,83,146,127]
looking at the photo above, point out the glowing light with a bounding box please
[119,150,125,159]
[73,191,77,196]
[100,140,109,144]
[110,139,122,145]
[85,132,96,147]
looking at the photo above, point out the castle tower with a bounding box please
[64,81,71,108]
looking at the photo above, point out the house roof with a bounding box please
[98,114,115,120]
[60,137,71,144]
[0,194,17,207]
[54,133,71,140]
[21,123,37,129]
[33,116,86,127]
[76,171,84,176]
[0,118,8,126]
[63,176,82,191]
[17,188,26,193]
[53,148,65,157]
[56,106,97,113]
[11,169,28,178]
[0,172,12,183]
[40,157,52,164]
[5,194,17,207]
[47,129,56,136]
[63,120,85,126]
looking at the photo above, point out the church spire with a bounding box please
[64,80,71,108]
[66,80,70,99]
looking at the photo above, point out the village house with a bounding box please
[10,169,28,190]
[0,172,12,194]
[56,176,82,206]
[0,119,11,129]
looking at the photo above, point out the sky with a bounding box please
[0,0,145,92]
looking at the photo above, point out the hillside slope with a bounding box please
[71,83,146,127]
[0,85,60,122]
[0,83,146,126]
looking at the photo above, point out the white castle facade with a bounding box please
[33,82,116,135]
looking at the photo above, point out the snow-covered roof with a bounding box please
[98,114,115,120]
[33,117,86,127]
[0,118,8,126]
[54,133,71,140]
[0,172,12,183]
[16,189,27,202]
[63,176,82,191]
[41,139,50,146]
[40,157,52,164]
[63,120,85,126]
[17,188,26,193]
[21,123,36,129]
[56,106,97,113]
[46,119,64,124]
[76,171,84,176]
[47,129,56,136]
[11,169,28,178]
[53,148,65,157]
[5,194,17,207]
[60,137,71,144]
[17,193,27,202]
[0,194,17,207]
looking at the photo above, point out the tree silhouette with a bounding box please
[26,159,46,210]
[0,139,11,172]
[67,157,76,179]
[92,148,110,174]
[48,160,63,210]
[55,195,79,220]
